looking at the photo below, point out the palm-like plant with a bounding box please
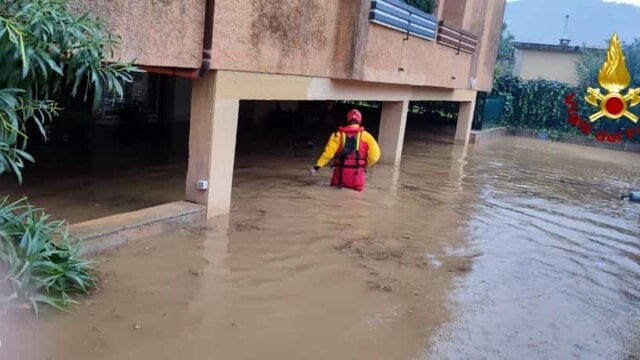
[0,196,98,314]
[1,0,137,182]
[0,0,137,313]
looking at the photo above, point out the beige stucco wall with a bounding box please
[359,22,472,88]
[211,0,505,90]
[69,0,204,68]
[211,0,356,79]
[463,0,486,34]
[442,0,467,27]
[513,49,580,86]
[214,70,477,102]
[468,0,504,92]
[74,0,505,91]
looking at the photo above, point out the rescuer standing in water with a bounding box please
[309,109,381,191]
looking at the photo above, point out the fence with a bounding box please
[473,92,505,130]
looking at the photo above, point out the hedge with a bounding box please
[491,76,640,143]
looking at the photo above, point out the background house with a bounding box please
[512,40,602,86]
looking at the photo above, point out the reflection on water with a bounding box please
[1,135,640,359]
[428,137,640,359]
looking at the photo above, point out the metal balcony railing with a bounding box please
[436,20,479,54]
[369,0,438,41]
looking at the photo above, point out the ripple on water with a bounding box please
[2,136,640,359]
[427,137,640,359]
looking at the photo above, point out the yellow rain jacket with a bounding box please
[315,125,381,168]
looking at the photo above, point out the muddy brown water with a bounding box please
[1,136,640,359]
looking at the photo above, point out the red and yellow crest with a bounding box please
[585,33,640,123]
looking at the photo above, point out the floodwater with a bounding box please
[0,122,188,223]
[1,136,640,359]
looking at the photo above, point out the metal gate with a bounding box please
[473,93,505,130]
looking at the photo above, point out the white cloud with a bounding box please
[602,0,640,6]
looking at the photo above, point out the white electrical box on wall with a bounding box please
[196,180,208,191]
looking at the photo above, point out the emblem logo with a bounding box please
[585,33,640,123]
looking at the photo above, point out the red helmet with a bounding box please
[346,109,362,124]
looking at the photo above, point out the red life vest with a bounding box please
[331,126,369,191]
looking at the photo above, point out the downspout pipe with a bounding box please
[139,0,214,78]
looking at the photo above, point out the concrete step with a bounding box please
[70,201,205,255]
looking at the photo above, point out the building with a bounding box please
[513,40,602,86]
[62,0,506,220]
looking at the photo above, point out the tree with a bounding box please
[0,0,136,313]
[497,22,515,61]
[1,0,136,183]
[495,22,515,78]
[576,39,640,91]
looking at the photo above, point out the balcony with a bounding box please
[369,0,438,41]
[203,0,493,89]
[436,20,479,54]
[368,0,479,55]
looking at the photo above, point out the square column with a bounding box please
[454,99,476,146]
[185,72,239,218]
[378,100,409,166]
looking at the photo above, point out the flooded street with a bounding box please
[2,136,640,359]
[429,137,640,359]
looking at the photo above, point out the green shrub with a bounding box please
[492,75,640,142]
[491,76,577,132]
[0,196,98,314]
[492,38,640,141]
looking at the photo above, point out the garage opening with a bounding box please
[235,100,382,158]
[230,100,382,198]
[1,73,192,223]
[405,101,460,143]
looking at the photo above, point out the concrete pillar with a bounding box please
[454,99,476,146]
[185,72,239,218]
[378,100,409,166]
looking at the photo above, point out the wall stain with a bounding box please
[250,0,327,59]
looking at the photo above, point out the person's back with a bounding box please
[310,109,381,191]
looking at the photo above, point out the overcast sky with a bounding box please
[508,0,640,5]
[504,0,640,45]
